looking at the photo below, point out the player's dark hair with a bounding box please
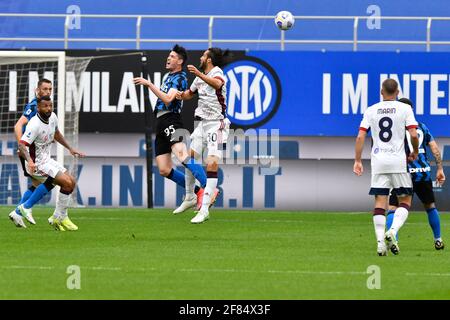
[37,95,52,104]
[172,44,187,66]
[398,97,413,108]
[382,79,398,95]
[37,78,52,88]
[206,47,233,68]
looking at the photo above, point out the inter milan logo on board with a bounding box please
[223,57,281,128]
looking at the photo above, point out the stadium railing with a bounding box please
[1,13,450,51]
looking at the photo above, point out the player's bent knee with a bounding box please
[206,163,218,172]
[206,156,219,171]
[57,175,74,193]
[190,149,199,159]
[424,203,435,210]
[158,167,172,177]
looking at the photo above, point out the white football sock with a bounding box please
[201,177,218,210]
[54,192,71,219]
[185,169,195,199]
[390,207,409,234]
[373,215,386,244]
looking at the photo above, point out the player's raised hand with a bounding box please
[353,161,363,176]
[70,148,85,158]
[187,65,201,76]
[133,77,151,87]
[436,168,446,187]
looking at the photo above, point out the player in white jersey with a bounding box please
[175,48,232,223]
[8,96,85,231]
[13,79,53,221]
[353,79,419,256]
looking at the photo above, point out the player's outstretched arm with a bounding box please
[133,77,176,106]
[187,65,223,90]
[54,129,85,158]
[353,130,366,176]
[429,140,446,186]
[176,89,195,101]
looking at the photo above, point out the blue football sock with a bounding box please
[183,158,207,188]
[386,210,395,230]
[166,168,186,189]
[426,208,441,239]
[22,182,53,209]
[386,210,399,240]
[19,185,36,205]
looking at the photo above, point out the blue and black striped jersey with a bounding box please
[406,122,434,182]
[21,98,38,133]
[154,71,188,114]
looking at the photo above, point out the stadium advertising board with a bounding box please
[242,51,450,137]
[5,50,449,136]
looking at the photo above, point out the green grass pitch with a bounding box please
[0,207,449,299]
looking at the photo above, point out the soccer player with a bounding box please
[175,47,232,223]
[8,96,85,231]
[14,78,52,218]
[133,45,207,210]
[353,79,419,256]
[387,97,446,250]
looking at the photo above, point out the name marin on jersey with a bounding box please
[377,108,396,114]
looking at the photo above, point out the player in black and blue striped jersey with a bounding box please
[134,45,207,211]
[388,98,446,250]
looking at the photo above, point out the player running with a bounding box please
[8,96,84,230]
[133,45,207,211]
[353,79,419,256]
[175,48,232,223]
[387,97,446,250]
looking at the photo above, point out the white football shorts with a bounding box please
[369,172,413,196]
[190,118,230,159]
[26,158,66,182]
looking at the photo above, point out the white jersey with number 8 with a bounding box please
[359,100,418,174]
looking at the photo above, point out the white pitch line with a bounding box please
[179,268,367,275]
[2,265,450,277]
[90,266,122,271]
[2,265,54,270]
[406,272,450,277]
[0,265,121,272]
[70,216,305,224]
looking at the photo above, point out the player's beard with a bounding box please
[199,59,205,71]
[39,111,51,121]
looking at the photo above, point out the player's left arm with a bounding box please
[353,129,367,176]
[187,65,224,90]
[54,128,85,158]
[354,110,371,176]
[133,77,177,106]
[429,140,445,186]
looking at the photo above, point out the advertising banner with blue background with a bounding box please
[225,52,450,137]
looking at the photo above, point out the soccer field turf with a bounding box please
[0,207,449,300]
